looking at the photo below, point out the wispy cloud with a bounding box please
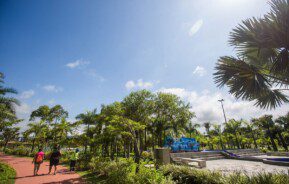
[189,19,203,37]
[42,85,63,93]
[125,79,154,90]
[85,69,106,82]
[66,59,90,69]
[48,99,56,105]
[15,103,31,115]
[193,66,207,76]
[19,90,35,99]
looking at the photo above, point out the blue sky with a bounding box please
[1,0,287,129]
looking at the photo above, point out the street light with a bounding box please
[218,99,227,150]
[218,99,227,124]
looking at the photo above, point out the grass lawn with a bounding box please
[0,162,16,184]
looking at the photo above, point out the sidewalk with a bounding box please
[0,153,83,184]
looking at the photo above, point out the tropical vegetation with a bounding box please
[1,0,289,183]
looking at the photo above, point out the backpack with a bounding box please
[36,153,43,163]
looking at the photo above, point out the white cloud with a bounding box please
[193,66,207,76]
[159,88,289,124]
[125,79,154,90]
[85,69,106,82]
[125,81,136,90]
[189,19,203,36]
[48,99,55,105]
[19,90,35,99]
[42,85,63,93]
[66,59,90,69]
[15,103,31,115]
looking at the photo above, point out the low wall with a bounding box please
[266,152,289,157]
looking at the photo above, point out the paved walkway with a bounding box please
[205,159,289,175]
[0,153,83,184]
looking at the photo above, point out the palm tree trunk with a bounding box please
[234,133,240,149]
[144,128,147,151]
[252,133,258,149]
[268,129,278,151]
[31,138,36,153]
[278,132,288,151]
[3,140,9,151]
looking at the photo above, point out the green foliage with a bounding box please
[214,0,289,109]
[76,152,94,171]
[161,164,223,184]
[0,162,16,184]
[8,145,30,156]
[141,151,153,161]
[87,158,173,184]
[133,162,171,184]
[161,165,289,184]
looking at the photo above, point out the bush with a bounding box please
[133,163,173,184]
[161,165,289,184]
[11,145,30,156]
[141,151,153,161]
[76,152,93,171]
[161,165,223,184]
[89,157,111,174]
[0,162,16,183]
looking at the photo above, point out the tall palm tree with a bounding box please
[214,0,289,109]
[76,109,98,153]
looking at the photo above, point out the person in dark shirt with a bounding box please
[48,147,61,175]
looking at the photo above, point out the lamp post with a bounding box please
[218,99,227,124]
[218,99,227,150]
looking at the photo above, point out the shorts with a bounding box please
[50,159,59,166]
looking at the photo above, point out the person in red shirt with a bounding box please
[32,148,45,176]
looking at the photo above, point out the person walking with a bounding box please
[48,147,61,175]
[69,148,79,172]
[32,148,45,176]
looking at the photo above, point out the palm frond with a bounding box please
[214,56,289,108]
[254,89,289,109]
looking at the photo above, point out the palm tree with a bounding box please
[76,108,98,153]
[203,122,213,149]
[53,118,74,147]
[185,122,200,138]
[244,121,259,149]
[214,0,289,109]
[1,127,20,151]
[0,72,19,124]
[253,115,278,151]
[211,124,225,150]
[23,121,48,152]
[223,119,242,149]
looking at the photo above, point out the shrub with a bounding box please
[105,160,134,184]
[0,162,16,183]
[133,163,173,184]
[141,151,153,161]
[161,164,223,184]
[76,152,93,171]
[12,145,30,156]
[161,165,289,184]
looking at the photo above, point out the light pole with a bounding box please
[218,99,227,150]
[218,99,227,124]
